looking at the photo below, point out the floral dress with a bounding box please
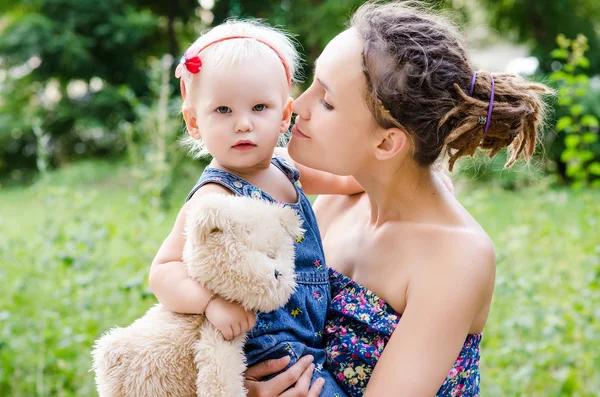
[325,268,482,396]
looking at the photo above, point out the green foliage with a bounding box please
[0,0,198,177]
[119,55,188,213]
[478,0,600,74]
[550,34,600,188]
[1,161,599,396]
[462,187,600,396]
[455,149,554,191]
[0,160,201,396]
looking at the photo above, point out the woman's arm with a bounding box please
[274,148,363,196]
[364,234,495,397]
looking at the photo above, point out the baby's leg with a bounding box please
[245,329,349,395]
[267,343,348,397]
[310,350,349,397]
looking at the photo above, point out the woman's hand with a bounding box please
[244,355,325,397]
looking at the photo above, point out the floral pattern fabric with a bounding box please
[325,268,482,396]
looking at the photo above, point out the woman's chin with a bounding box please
[287,137,305,162]
[288,139,318,168]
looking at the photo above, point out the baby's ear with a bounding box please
[277,205,305,240]
[280,97,294,133]
[183,106,201,140]
[186,196,228,245]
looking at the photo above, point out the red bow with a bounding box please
[183,55,202,74]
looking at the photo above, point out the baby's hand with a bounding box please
[205,296,256,341]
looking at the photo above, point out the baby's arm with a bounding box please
[274,148,364,195]
[149,183,255,340]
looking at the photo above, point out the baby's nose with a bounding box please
[235,116,253,132]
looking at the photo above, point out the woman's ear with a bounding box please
[280,97,294,133]
[183,107,201,140]
[373,127,408,161]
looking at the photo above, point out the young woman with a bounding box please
[245,2,551,396]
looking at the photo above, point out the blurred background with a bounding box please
[0,0,598,396]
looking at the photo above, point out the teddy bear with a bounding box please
[91,193,304,397]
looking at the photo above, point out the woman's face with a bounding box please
[289,29,378,176]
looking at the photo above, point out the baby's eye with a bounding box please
[253,104,267,111]
[216,106,231,114]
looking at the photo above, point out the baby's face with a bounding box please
[191,54,291,171]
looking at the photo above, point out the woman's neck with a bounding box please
[354,160,448,227]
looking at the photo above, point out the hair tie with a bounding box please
[469,71,494,134]
[484,76,495,134]
[469,71,478,96]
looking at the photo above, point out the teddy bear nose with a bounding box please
[274,270,281,279]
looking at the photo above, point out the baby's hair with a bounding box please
[350,1,554,171]
[180,19,302,158]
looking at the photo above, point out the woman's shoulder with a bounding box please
[415,222,495,273]
[312,192,365,238]
[408,223,496,310]
[444,227,495,276]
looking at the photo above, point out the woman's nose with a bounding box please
[292,92,310,121]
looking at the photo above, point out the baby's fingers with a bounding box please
[232,323,243,338]
[240,318,252,334]
[247,312,257,329]
[219,325,233,341]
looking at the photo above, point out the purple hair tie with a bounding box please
[484,76,495,134]
[469,71,495,134]
[469,71,478,95]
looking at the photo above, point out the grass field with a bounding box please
[1,159,598,396]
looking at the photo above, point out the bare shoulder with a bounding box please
[402,225,496,334]
[414,225,496,302]
[184,183,235,218]
[446,227,495,273]
[188,183,234,203]
[313,192,364,237]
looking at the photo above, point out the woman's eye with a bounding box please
[216,106,231,114]
[320,98,334,111]
[253,104,267,111]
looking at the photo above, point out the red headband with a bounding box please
[175,35,292,100]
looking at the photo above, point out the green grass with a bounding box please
[0,160,598,396]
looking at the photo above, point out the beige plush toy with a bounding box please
[92,194,303,397]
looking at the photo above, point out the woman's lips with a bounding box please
[291,124,309,138]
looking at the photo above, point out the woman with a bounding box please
[245,2,551,396]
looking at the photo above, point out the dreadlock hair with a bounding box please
[351,1,554,171]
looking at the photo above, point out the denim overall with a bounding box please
[186,157,347,396]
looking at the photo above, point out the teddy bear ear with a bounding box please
[277,206,305,240]
[186,198,227,245]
